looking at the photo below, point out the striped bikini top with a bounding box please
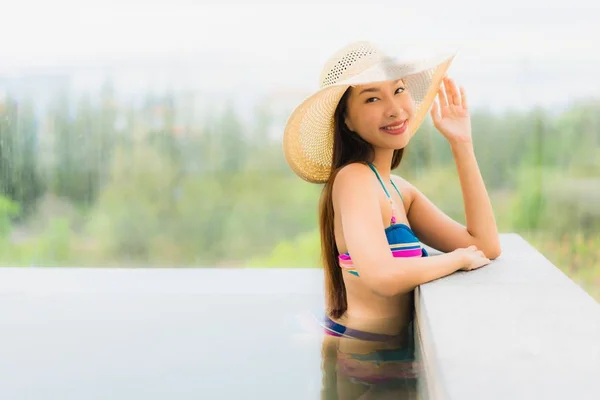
[338,163,428,277]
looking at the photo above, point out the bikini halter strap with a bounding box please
[367,162,403,224]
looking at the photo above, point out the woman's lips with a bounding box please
[380,120,408,135]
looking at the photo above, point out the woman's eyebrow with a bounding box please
[359,87,380,95]
[358,79,403,96]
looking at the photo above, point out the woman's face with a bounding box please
[344,79,416,150]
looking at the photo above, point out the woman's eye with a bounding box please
[366,88,405,103]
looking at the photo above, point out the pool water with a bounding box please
[0,269,427,399]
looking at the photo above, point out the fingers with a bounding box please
[460,86,468,110]
[463,245,491,271]
[442,77,455,105]
[441,76,469,110]
[430,98,440,123]
[443,77,462,106]
[437,82,449,107]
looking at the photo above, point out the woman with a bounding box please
[283,41,501,397]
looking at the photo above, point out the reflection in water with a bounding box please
[316,314,425,400]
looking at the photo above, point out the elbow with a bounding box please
[473,235,501,260]
[485,243,502,260]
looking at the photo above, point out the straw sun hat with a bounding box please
[283,41,456,183]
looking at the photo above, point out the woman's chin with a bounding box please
[372,135,410,150]
[390,137,411,150]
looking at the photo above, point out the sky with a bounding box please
[1,0,600,114]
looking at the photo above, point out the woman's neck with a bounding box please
[369,149,395,180]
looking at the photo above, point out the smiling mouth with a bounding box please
[380,120,408,134]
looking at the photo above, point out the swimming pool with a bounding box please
[0,267,427,399]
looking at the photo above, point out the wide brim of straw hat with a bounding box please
[283,50,456,184]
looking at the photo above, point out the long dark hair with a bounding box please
[319,87,404,320]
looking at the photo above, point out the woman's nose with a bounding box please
[385,99,405,119]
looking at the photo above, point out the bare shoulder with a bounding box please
[331,162,383,235]
[332,162,376,197]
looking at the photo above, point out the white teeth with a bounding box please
[383,121,406,130]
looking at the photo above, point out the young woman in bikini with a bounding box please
[283,41,501,397]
